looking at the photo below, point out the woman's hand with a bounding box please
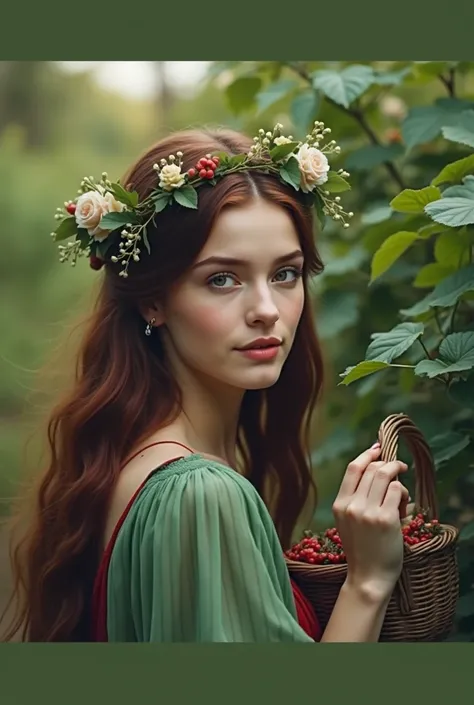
[332,443,410,600]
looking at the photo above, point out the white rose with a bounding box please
[273,136,293,146]
[159,163,185,191]
[75,190,125,241]
[295,144,329,192]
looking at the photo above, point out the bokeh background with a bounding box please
[1,60,473,640]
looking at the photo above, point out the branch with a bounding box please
[285,62,407,191]
[439,68,456,98]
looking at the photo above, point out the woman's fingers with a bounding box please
[382,481,410,517]
[336,446,382,499]
[366,461,408,505]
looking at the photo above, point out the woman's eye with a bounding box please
[207,272,237,289]
[273,266,303,283]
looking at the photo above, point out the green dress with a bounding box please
[91,453,317,642]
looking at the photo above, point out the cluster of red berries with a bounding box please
[285,528,346,565]
[285,511,443,566]
[402,513,441,545]
[187,154,220,181]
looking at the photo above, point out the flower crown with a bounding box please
[51,121,353,278]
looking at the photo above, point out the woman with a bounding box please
[1,123,409,642]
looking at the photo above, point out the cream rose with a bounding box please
[159,163,185,191]
[295,144,329,192]
[75,190,124,241]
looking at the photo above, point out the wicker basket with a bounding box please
[286,413,460,641]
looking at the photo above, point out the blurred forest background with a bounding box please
[0,60,474,640]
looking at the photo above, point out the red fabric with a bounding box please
[91,441,321,642]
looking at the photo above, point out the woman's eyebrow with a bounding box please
[192,249,304,270]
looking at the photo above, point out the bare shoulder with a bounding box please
[103,431,195,550]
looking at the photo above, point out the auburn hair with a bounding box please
[1,127,325,641]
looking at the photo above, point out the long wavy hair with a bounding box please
[1,127,326,642]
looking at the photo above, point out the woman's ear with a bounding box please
[139,302,165,328]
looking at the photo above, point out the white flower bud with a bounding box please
[160,159,167,166]
[266,132,272,138]
[259,129,265,136]
[176,151,183,157]
[102,172,108,179]
[133,255,140,262]
[262,138,270,146]
[335,196,341,202]
[343,222,350,229]
[334,214,341,220]
[348,212,354,218]
[169,155,176,162]
[111,256,118,262]
[323,128,331,134]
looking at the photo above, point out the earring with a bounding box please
[145,317,156,336]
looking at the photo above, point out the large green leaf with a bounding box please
[373,67,412,85]
[269,141,299,162]
[338,360,391,386]
[110,183,139,208]
[413,263,456,288]
[432,154,474,186]
[311,65,375,109]
[434,230,472,268]
[53,216,77,242]
[414,332,474,378]
[98,211,138,230]
[361,204,393,225]
[370,231,419,282]
[428,431,471,466]
[256,79,297,114]
[459,521,474,542]
[425,197,474,227]
[173,185,198,209]
[319,245,367,277]
[324,172,351,193]
[290,90,319,136]
[365,322,424,363]
[400,264,474,316]
[225,76,262,114]
[401,98,474,150]
[390,186,441,213]
[442,110,474,149]
[346,144,404,171]
[442,175,474,199]
[279,156,301,190]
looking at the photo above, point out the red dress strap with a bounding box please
[122,440,196,469]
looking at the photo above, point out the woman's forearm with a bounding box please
[320,580,393,642]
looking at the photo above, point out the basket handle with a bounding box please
[376,413,439,615]
[377,413,439,520]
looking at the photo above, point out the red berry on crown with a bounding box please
[66,202,76,215]
[90,255,105,271]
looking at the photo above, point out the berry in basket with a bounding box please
[286,506,444,566]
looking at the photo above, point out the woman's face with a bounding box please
[159,198,305,392]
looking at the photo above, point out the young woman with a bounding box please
[1,124,409,642]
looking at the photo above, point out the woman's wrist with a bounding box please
[342,574,396,606]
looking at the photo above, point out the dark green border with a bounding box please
[0,644,471,703]
[2,2,474,58]
[2,3,473,704]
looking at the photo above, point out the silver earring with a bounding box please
[145,317,156,336]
